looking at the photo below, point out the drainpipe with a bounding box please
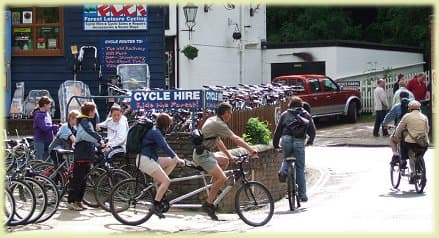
[176,5,180,88]
[239,5,244,84]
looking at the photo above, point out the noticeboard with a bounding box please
[131,90,223,111]
[100,37,148,72]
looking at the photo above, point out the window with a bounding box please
[309,79,320,93]
[322,78,339,91]
[10,7,64,56]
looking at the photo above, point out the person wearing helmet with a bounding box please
[390,100,429,182]
[384,92,412,166]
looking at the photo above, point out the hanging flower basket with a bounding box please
[181,45,198,60]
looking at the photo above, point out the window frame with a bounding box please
[11,7,64,57]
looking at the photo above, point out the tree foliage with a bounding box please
[267,6,432,67]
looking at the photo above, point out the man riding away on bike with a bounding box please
[389,100,429,183]
[193,102,257,220]
[383,91,412,166]
[272,96,316,202]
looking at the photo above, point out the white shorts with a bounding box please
[136,155,161,176]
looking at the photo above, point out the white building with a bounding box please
[165,4,425,89]
[166,4,266,89]
[262,40,425,84]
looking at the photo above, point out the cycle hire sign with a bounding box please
[131,90,223,111]
[83,4,148,31]
[132,90,203,110]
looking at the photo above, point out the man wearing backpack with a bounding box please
[272,96,316,202]
[193,102,257,220]
[383,91,412,166]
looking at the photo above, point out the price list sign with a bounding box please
[100,37,148,71]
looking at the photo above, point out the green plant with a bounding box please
[181,45,198,60]
[243,117,272,145]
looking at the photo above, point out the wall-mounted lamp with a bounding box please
[250,4,260,17]
[204,4,212,13]
[182,4,198,40]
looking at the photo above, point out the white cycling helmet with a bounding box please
[408,100,421,110]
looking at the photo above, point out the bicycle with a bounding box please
[390,143,427,193]
[285,156,301,211]
[109,154,274,227]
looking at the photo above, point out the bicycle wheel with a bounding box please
[235,181,274,227]
[32,175,60,223]
[390,161,402,189]
[109,178,154,226]
[82,167,106,208]
[95,169,131,212]
[414,158,427,193]
[23,177,48,224]
[33,162,67,198]
[286,162,297,211]
[4,189,15,226]
[8,179,36,226]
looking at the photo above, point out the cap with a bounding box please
[408,100,421,110]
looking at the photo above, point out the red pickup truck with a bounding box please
[273,74,362,122]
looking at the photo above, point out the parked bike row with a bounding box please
[4,132,274,227]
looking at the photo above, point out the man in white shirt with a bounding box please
[373,79,389,137]
[392,79,414,105]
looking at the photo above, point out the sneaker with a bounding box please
[278,172,286,183]
[202,202,219,220]
[409,174,415,184]
[399,160,407,169]
[390,155,400,166]
[149,204,165,219]
[66,202,82,211]
[75,202,87,210]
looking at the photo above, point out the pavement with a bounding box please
[5,121,434,235]
[313,121,392,147]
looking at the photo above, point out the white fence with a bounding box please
[359,71,431,113]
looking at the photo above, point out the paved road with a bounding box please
[7,146,434,235]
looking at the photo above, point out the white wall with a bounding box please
[178,4,266,89]
[262,46,424,83]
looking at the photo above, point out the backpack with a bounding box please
[126,118,154,154]
[286,110,310,138]
[399,98,410,121]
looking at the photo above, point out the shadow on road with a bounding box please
[274,207,308,215]
[379,189,427,198]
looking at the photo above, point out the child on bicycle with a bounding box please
[48,110,80,167]
[96,104,129,163]
[67,102,105,211]
[136,113,184,218]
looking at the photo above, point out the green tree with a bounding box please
[267,7,362,43]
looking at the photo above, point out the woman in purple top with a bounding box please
[33,96,58,161]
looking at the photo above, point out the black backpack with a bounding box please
[286,109,310,138]
[399,98,410,121]
[126,118,154,154]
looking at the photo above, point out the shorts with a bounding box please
[192,149,218,171]
[136,155,160,176]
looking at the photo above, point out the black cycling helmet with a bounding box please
[399,91,409,100]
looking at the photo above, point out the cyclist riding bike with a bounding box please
[382,91,412,166]
[389,100,429,183]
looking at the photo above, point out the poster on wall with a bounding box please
[100,37,148,71]
[83,4,148,31]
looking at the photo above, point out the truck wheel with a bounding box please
[347,102,357,123]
